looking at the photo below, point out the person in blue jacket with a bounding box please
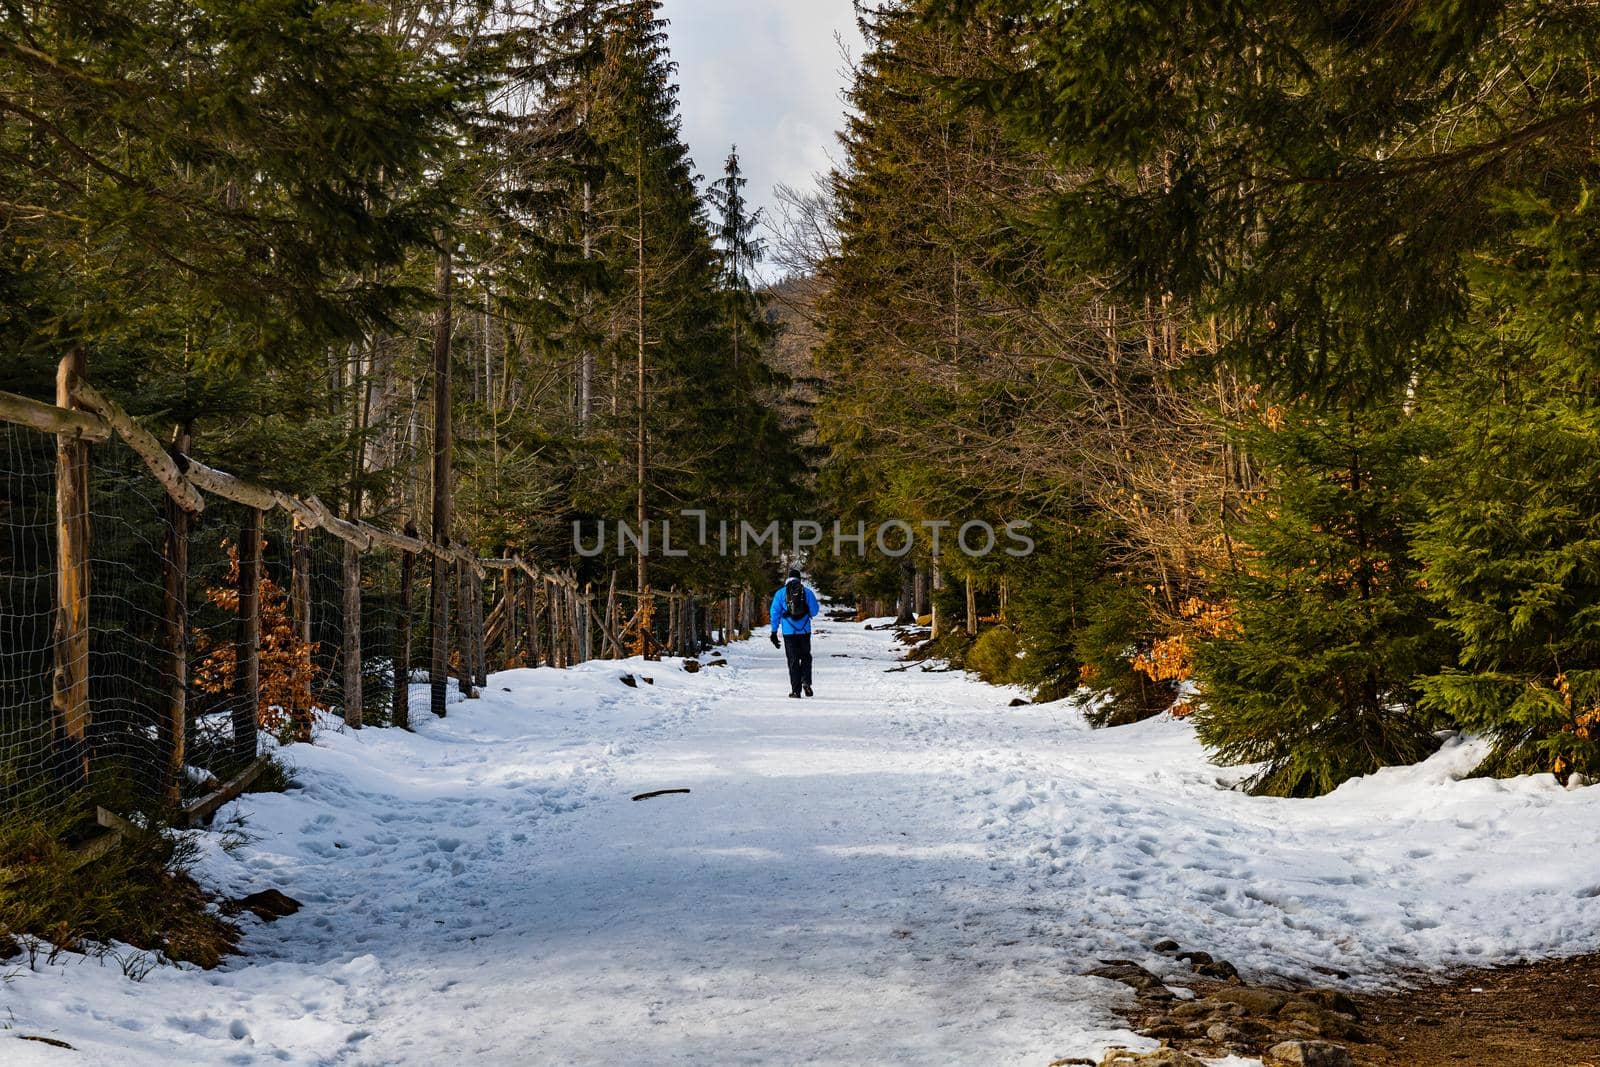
[770,568,820,698]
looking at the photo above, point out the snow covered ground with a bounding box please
[6,618,1600,1065]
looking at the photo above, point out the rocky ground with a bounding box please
[1078,947,1600,1066]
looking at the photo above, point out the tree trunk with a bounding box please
[635,156,649,595]
[896,562,915,625]
[342,539,362,728]
[430,244,453,717]
[964,574,977,637]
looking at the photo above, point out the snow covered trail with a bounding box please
[7,619,1600,1066]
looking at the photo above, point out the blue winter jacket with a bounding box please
[770,583,821,636]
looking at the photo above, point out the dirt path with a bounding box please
[1114,949,1600,1065]
[1350,953,1600,1065]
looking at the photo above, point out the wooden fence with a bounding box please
[0,352,758,823]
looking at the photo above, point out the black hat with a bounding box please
[787,567,801,579]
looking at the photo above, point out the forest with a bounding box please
[809,0,1600,797]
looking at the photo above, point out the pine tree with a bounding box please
[0,0,468,375]
[1193,408,1452,796]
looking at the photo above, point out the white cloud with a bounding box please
[658,0,861,255]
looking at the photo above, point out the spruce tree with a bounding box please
[1193,408,1451,795]
[1415,187,1600,780]
[707,147,768,370]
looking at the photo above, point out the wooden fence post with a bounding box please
[430,546,449,717]
[235,507,262,766]
[528,577,542,667]
[604,572,618,659]
[965,573,977,636]
[342,539,363,728]
[291,525,312,645]
[288,524,312,742]
[472,568,488,687]
[543,579,554,667]
[569,581,579,665]
[580,583,592,663]
[159,434,190,805]
[455,558,473,696]
[506,566,521,667]
[394,522,415,729]
[289,524,312,739]
[556,585,569,668]
[665,589,677,656]
[51,348,93,789]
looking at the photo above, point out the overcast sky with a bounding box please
[657,0,863,265]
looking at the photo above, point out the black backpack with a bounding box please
[784,577,810,621]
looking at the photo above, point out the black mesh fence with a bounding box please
[0,423,59,812]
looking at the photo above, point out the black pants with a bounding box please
[782,632,813,693]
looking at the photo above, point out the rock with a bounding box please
[1177,950,1213,966]
[640,676,654,685]
[1168,1001,1214,1021]
[1277,999,1363,1040]
[1194,958,1240,981]
[0,931,20,960]
[1098,1049,1209,1067]
[1008,697,1030,706]
[1151,939,1181,954]
[1207,986,1287,1017]
[1295,989,1362,1020]
[618,674,637,688]
[1310,964,1351,980]
[1265,1040,1354,1067]
[682,659,701,673]
[1205,1022,1244,1044]
[1087,961,1167,995]
[705,658,728,667]
[234,889,302,922]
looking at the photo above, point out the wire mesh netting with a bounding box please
[185,493,262,785]
[0,423,60,812]
[87,436,176,807]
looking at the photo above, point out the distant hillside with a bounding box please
[761,273,828,434]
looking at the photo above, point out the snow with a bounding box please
[6,619,1600,1065]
